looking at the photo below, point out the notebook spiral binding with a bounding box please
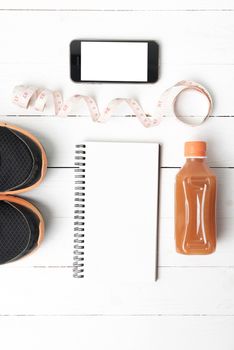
[73,144,86,278]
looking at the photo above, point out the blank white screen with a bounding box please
[81,41,148,82]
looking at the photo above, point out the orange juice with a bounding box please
[175,141,216,254]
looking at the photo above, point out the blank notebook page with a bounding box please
[79,142,159,283]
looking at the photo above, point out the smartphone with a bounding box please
[70,40,159,83]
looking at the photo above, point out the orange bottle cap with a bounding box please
[184,141,207,157]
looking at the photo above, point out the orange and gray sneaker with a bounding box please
[0,123,47,264]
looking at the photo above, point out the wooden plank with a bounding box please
[1,117,234,167]
[0,11,233,66]
[13,168,234,221]
[1,0,234,11]
[7,215,234,268]
[0,267,233,314]
[1,64,234,116]
[2,168,231,268]
[0,316,233,350]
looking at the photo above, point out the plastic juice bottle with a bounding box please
[175,141,216,254]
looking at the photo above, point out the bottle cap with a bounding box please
[184,141,207,157]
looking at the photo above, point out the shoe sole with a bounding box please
[0,122,47,195]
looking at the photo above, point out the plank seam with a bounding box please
[0,313,233,317]
[2,266,233,269]
[0,9,234,12]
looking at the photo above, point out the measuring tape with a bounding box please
[12,80,212,127]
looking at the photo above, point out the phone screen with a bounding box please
[81,41,148,82]
[70,40,158,83]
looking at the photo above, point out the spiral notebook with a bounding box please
[74,142,160,283]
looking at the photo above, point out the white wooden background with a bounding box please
[0,1,234,349]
